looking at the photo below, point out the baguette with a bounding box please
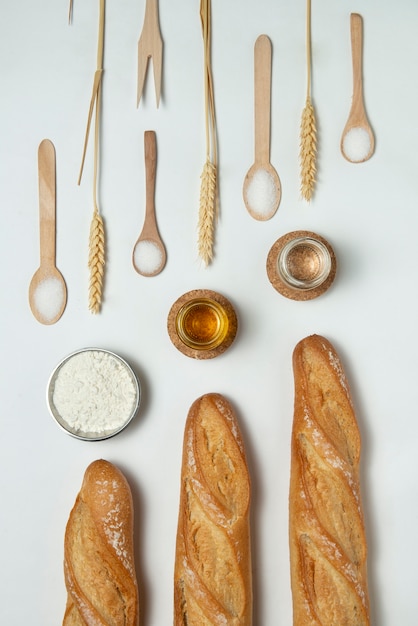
[289,334,370,625]
[63,459,139,626]
[174,393,252,625]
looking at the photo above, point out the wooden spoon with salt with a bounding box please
[29,139,67,324]
[132,131,166,277]
[341,13,375,163]
[243,34,281,220]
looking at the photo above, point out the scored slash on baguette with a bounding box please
[63,459,139,626]
[289,334,370,625]
[174,393,253,625]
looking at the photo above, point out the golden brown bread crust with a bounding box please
[174,393,252,625]
[289,335,370,625]
[63,459,139,626]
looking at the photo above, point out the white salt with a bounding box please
[342,127,372,162]
[245,168,278,218]
[33,276,65,322]
[133,239,163,275]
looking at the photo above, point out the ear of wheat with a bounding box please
[198,159,217,266]
[88,209,105,314]
[299,0,317,202]
[300,96,317,202]
[198,0,218,266]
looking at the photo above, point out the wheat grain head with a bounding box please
[88,210,105,314]
[299,97,317,202]
[198,159,217,266]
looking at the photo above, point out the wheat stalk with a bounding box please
[77,0,106,312]
[299,0,317,202]
[88,209,105,314]
[198,0,218,266]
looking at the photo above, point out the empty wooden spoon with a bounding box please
[132,131,166,276]
[341,13,375,163]
[243,34,281,220]
[29,139,67,324]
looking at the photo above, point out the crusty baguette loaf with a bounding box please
[63,459,139,626]
[174,393,252,625]
[289,334,369,625]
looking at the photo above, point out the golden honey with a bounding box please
[175,298,229,350]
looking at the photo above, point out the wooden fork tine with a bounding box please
[152,33,163,108]
[137,0,163,107]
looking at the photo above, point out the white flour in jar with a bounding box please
[51,350,138,436]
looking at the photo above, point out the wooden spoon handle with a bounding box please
[38,139,56,267]
[350,13,364,104]
[145,130,156,215]
[139,130,159,241]
[254,34,272,165]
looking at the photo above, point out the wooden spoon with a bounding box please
[341,13,374,163]
[29,139,67,324]
[132,131,166,276]
[243,34,281,220]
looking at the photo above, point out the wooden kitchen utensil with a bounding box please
[137,0,163,107]
[132,131,166,276]
[243,34,281,220]
[29,140,67,325]
[341,13,375,163]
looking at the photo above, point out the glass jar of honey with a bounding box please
[175,298,229,350]
[167,289,238,359]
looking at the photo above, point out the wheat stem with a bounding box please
[306,0,312,97]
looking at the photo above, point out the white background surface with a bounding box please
[1,0,418,624]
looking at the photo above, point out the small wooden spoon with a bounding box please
[132,131,166,276]
[243,34,281,220]
[29,139,67,324]
[341,13,374,163]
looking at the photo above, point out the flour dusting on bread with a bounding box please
[289,335,369,626]
[63,459,139,626]
[174,393,252,625]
